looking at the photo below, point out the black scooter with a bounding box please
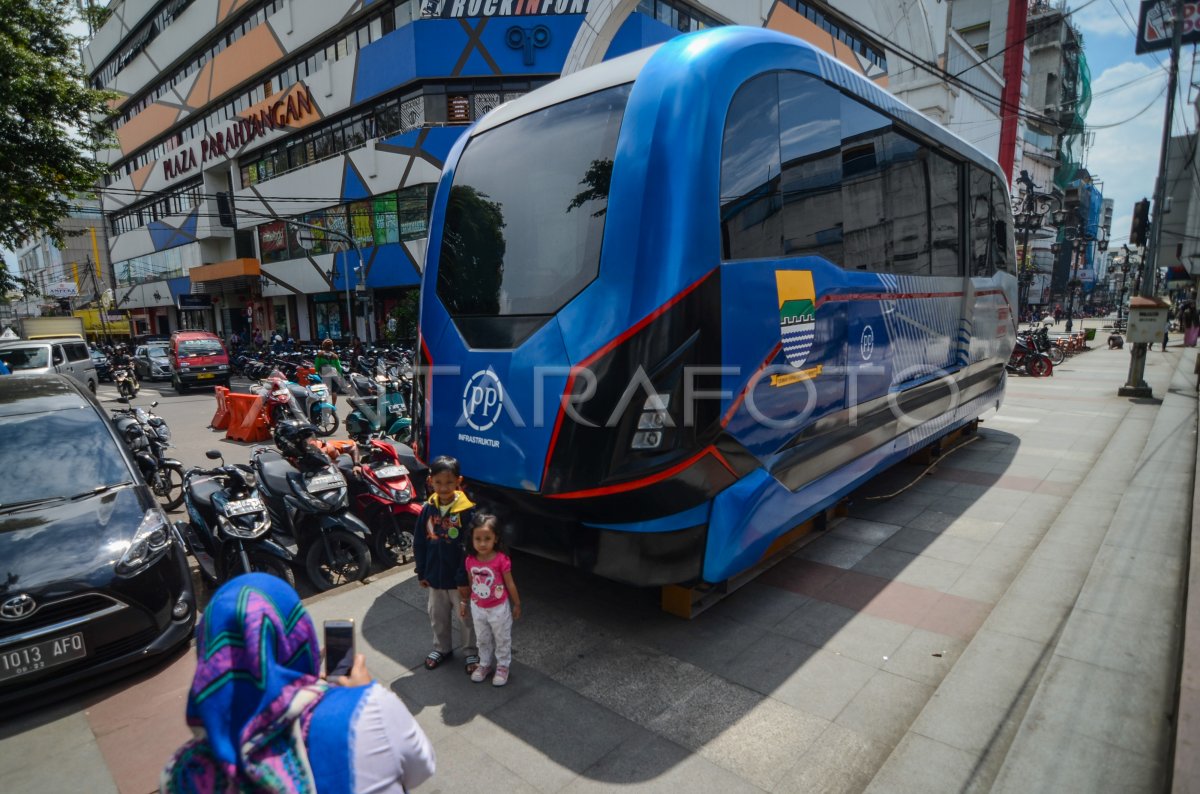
[175,450,296,589]
[250,447,374,590]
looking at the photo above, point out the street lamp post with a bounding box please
[1060,205,1097,334]
[1012,171,1064,323]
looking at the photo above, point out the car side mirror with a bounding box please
[205,450,223,460]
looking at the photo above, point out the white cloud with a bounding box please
[1083,60,1167,246]
[1070,0,1142,40]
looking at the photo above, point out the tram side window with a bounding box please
[720,74,783,260]
[929,155,962,277]
[778,73,842,262]
[968,167,993,276]
[840,97,930,275]
[992,177,1016,271]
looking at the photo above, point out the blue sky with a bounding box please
[1070,0,1189,250]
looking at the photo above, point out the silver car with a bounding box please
[0,338,99,393]
[133,343,172,381]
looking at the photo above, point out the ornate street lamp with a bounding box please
[1013,170,1063,322]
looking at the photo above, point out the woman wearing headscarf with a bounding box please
[161,574,435,793]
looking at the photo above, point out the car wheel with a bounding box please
[174,376,188,394]
[87,379,96,394]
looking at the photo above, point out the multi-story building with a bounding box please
[83,0,1012,341]
[9,198,113,320]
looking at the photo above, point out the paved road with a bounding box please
[4,331,1194,793]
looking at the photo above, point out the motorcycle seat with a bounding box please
[190,476,224,509]
[255,452,296,495]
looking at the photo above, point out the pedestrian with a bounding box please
[253,328,264,348]
[272,333,283,354]
[460,514,521,687]
[314,338,344,403]
[160,574,436,793]
[1162,315,1171,351]
[1183,303,1199,347]
[413,455,479,675]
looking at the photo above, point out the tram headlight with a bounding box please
[631,394,672,449]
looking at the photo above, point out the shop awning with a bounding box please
[1165,265,1192,282]
[189,258,260,283]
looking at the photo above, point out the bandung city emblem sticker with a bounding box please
[773,271,823,387]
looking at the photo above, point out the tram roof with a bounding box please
[470,27,1005,188]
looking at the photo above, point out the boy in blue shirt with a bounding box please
[412,455,479,673]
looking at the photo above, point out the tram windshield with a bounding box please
[436,84,630,325]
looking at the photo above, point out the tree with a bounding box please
[0,0,113,288]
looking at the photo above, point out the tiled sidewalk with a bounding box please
[0,334,1194,793]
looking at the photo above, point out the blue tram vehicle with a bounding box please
[415,26,1017,587]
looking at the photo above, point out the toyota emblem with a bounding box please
[0,594,37,620]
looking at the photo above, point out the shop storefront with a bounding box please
[311,293,347,342]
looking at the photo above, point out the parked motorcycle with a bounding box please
[112,399,184,509]
[1006,336,1053,377]
[176,450,296,588]
[1021,325,1065,366]
[349,438,424,567]
[346,372,412,443]
[113,364,140,400]
[251,421,374,590]
[286,373,339,436]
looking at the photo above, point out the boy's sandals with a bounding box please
[464,655,480,674]
[424,650,452,670]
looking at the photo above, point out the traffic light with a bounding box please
[216,192,236,228]
[1129,198,1150,246]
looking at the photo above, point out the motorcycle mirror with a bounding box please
[205,450,223,460]
[151,401,159,408]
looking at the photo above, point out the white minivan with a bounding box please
[0,338,99,392]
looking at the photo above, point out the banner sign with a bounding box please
[1137,0,1200,53]
[178,294,213,310]
[48,281,79,298]
[421,0,589,17]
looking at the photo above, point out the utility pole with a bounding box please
[1120,0,1184,398]
[84,257,111,343]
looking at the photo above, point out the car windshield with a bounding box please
[0,408,132,506]
[0,346,50,370]
[178,340,222,357]
[147,345,169,357]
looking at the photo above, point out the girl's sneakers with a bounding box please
[470,664,492,683]
[492,666,509,687]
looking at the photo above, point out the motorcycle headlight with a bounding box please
[217,512,270,540]
[116,509,172,576]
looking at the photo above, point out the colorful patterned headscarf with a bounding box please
[161,574,363,793]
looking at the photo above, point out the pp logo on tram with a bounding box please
[777,271,817,369]
[462,369,504,432]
